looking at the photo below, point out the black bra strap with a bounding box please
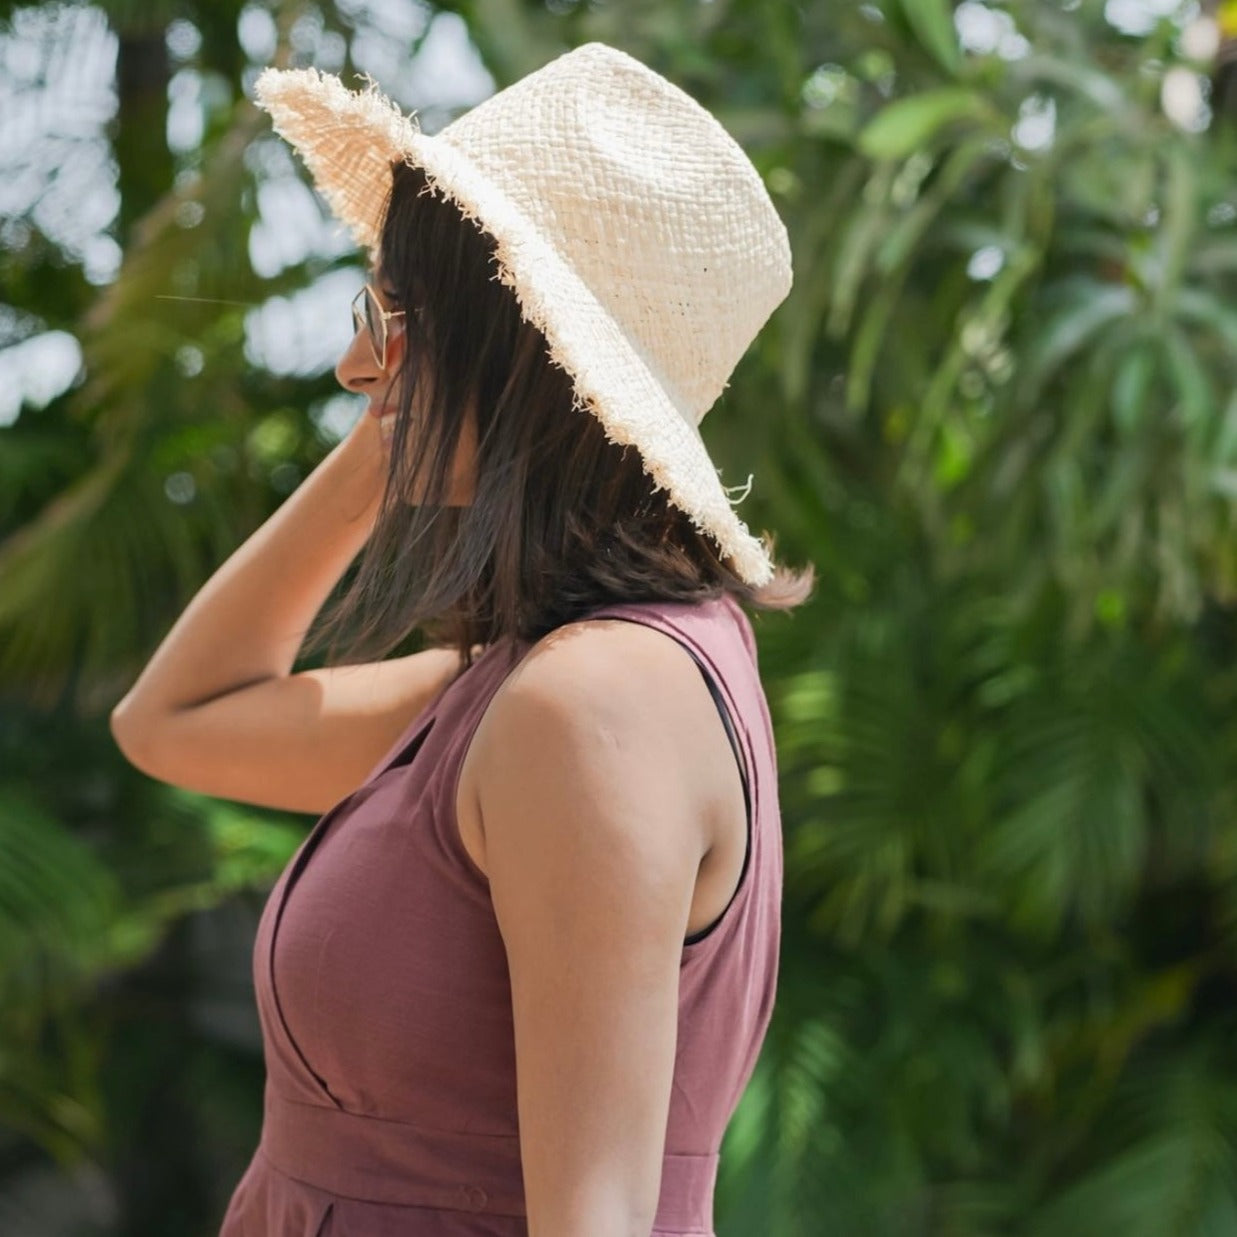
[679,645,753,946]
[583,613,753,946]
[686,650,750,809]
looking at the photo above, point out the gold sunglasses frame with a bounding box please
[350,283,408,371]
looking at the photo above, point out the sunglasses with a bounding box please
[350,282,410,370]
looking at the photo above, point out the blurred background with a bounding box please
[2,0,1237,1233]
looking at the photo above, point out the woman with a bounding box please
[112,41,812,1237]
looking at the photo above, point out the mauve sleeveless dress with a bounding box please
[217,592,783,1237]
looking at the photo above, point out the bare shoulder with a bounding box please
[458,618,721,863]
[478,617,715,767]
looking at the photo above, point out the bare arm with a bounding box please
[115,411,386,716]
[467,621,714,1237]
[110,412,461,813]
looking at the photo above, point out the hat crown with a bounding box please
[431,43,791,426]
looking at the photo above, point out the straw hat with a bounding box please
[253,41,792,586]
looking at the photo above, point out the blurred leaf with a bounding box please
[857,89,993,160]
[1017,280,1138,410]
[892,0,962,75]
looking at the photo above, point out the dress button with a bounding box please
[459,1184,488,1211]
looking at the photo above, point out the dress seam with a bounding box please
[265,1089,520,1139]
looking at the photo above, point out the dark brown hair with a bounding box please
[303,161,813,669]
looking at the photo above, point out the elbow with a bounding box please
[603,1208,659,1237]
[531,1193,659,1237]
[108,700,133,753]
[109,697,157,767]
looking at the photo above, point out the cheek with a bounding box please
[385,327,410,373]
[382,336,417,407]
[379,370,405,411]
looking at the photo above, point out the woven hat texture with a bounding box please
[254,41,792,585]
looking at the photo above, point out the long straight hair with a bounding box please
[303,161,813,669]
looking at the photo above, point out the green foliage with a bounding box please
[0,700,304,1171]
[2,0,1237,1234]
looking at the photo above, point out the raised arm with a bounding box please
[109,412,462,813]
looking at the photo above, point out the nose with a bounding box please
[335,322,383,396]
[334,322,408,407]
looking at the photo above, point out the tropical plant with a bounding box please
[1,0,1236,1234]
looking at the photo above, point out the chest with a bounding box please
[259,722,519,1125]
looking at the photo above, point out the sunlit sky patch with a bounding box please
[1104,0,1194,38]
[0,331,83,424]
[953,2,1031,60]
[0,0,493,428]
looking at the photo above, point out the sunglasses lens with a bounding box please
[365,287,386,366]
